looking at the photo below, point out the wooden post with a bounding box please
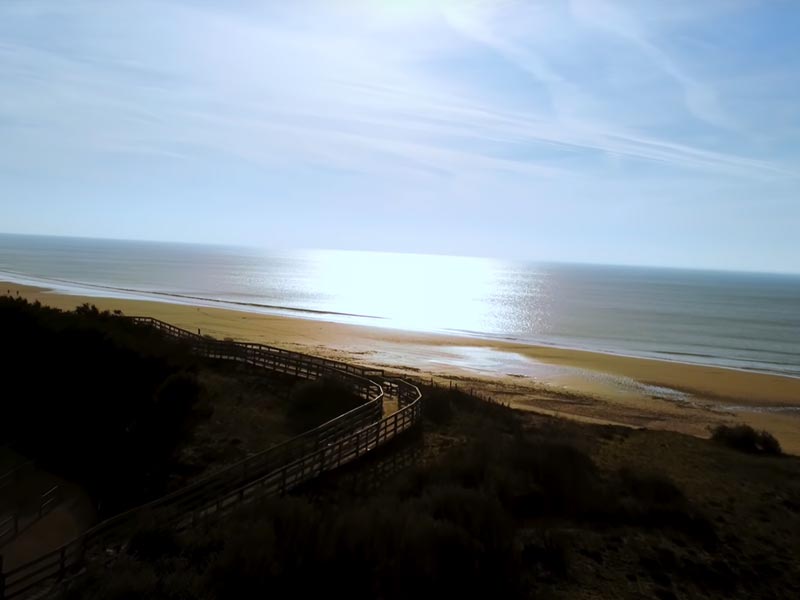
[58,547,66,580]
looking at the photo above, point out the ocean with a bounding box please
[1,233,798,378]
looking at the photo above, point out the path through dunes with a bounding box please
[0,317,422,600]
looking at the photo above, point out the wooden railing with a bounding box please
[0,519,17,549]
[0,463,34,493]
[0,487,60,549]
[0,317,422,600]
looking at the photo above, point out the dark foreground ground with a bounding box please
[60,387,800,600]
[2,298,798,599]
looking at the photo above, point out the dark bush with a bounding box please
[612,468,714,537]
[63,559,160,600]
[500,438,602,517]
[711,425,782,456]
[421,484,513,555]
[521,530,572,579]
[287,377,364,433]
[64,425,716,600]
[73,490,522,600]
[152,371,202,442]
[155,372,201,412]
[617,468,685,507]
[421,385,516,432]
[422,388,455,425]
[757,430,783,455]
[0,297,205,512]
[126,519,181,562]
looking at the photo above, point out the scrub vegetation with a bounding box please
[63,385,800,600]
[710,424,782,456]
[3,297,798,599]
[0,298,205,514]
[0,298,347,516]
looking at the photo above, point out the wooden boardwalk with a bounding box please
[0,317,422,600]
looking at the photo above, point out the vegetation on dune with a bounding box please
[421,384,514,427]
[1,298,361,514]
[63,389,734,600]
[0,297,207,513]
[4,297,798,599]
[285,376,364,434]
[710,424,782,456]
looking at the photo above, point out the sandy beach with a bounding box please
[4,280,800,454]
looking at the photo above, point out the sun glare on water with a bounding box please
[309,250,516,334]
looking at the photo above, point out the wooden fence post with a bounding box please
[58,546,66,580]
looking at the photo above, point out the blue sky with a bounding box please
[1,0,798,272]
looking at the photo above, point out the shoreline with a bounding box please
[2,270,796,381]
[0,269,384,321]
[4,279,800,454]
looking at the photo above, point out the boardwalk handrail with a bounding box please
[130,317,385,380]
[0,317,422,600]
[0,486,61,550]
[0,462,34,492]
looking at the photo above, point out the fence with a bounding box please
[0,463,35,493]
[0,519,16,550]
[0,487,60,549]
[0,317,422,600]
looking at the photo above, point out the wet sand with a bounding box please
[4,281,800,454]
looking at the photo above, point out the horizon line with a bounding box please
[1,230,798,278]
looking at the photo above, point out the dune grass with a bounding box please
[710,424,782,455]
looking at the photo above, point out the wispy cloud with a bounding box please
[0,1,789,181]
[0,0,798,268]
[568,0,737,131]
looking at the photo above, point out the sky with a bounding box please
[1,0,799,272]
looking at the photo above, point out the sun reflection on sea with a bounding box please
[305,250,549,336]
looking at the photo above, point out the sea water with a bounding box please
[1,233,798,377]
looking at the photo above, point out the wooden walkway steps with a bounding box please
[0,317,422,600]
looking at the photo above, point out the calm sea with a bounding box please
[1,233,798,377]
